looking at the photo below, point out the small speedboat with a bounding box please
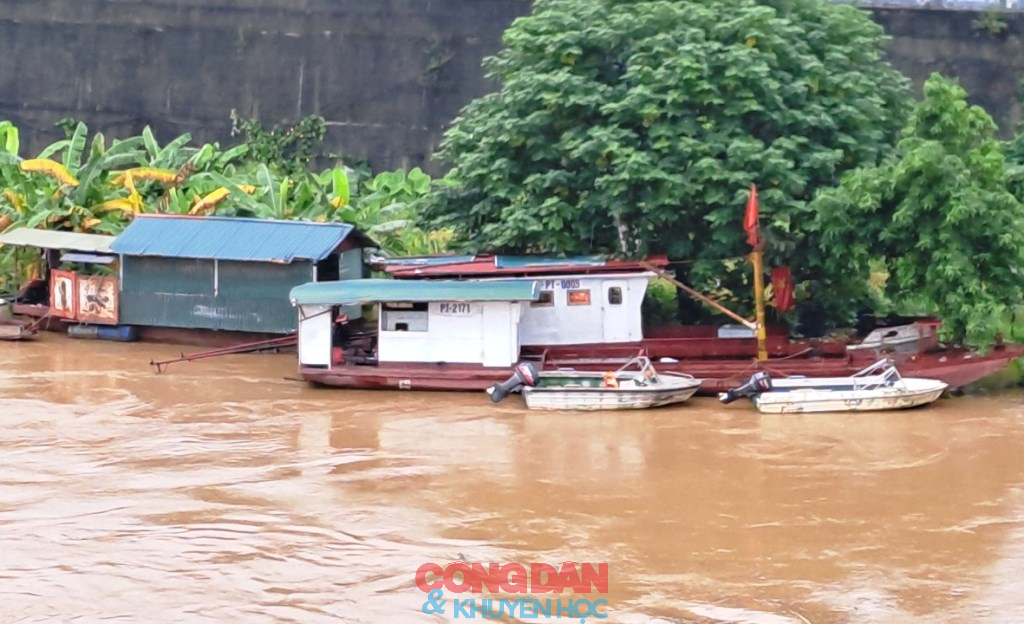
[487,355,702,411]
[718,358,947,414]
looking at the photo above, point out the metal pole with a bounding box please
[751,249,768,361]
[639,262,756,330]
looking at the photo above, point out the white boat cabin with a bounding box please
[288,278,541,368]
[507,272,652,346]
[379,255,665,346]
[397,272,653,346]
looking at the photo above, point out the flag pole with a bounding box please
[744,183,768,361]
[751,245,768,361]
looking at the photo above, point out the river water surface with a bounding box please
[2,336,1024,623]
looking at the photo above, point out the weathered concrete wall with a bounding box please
[0,2,1022,173]
[872,7,1024,134]
[0,0,530,173]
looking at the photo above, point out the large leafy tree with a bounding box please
[812,74,1024,347]
[422,0,910,314]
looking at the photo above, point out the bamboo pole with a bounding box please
[750,249,768,361]
[639,262,756,330]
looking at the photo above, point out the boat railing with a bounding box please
[615,353,665,385]
[852,358,898,377]
[851,358,903,390]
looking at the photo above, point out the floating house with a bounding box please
[289,278,540,390]
[110,215,375,336]
[378,254,670,346]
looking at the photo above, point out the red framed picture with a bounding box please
[50,269,78,319]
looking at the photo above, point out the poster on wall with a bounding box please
[49,270,77,319]
[77,276,119,325]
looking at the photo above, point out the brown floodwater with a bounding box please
[2,335,1024,623]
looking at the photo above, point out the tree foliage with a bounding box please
[421,0,910,313]
[811,74,1024,347]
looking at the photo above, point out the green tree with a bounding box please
[421,0,910,316]
[812,73,1024,347]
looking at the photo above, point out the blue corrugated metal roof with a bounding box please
[110,215,369,263]
[289,278,540,306]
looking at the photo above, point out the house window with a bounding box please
[531,290,555,307]
[382,302,429,331]
[567,289,591,306]
[608,287,623,305]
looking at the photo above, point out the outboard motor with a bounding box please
[487,362,540,403]
[718,371,773,404]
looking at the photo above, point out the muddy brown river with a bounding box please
[2,336,1024,623]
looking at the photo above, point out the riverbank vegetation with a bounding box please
[421,0,1024,348]
[0,115,451,292]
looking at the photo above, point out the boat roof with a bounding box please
[289,278,541,306]
[377,253,670,278]
[110,215,377,263]
[0,228,115,253]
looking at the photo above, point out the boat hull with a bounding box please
[521,371,701,411]
[523,385,699,410]
[0,321,37,341]
[297,344,1023,395]
[753,385,947,414]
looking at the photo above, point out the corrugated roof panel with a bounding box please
[377,255,478,267]
[0,228,116,253]
[494,255,607,268]
[110,215,363,263]
[289,278,540,306]
[383,254,671,278]
[60,253,116,264]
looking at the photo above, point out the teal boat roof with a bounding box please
[289,278,540,306]
[111,215,376,263]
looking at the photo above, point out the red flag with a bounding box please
[744,184,759,247]
[771,266,794,313]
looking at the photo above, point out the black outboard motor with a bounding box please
[718,371,773,404]
[487,362,540,403]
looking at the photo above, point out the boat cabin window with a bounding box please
[608,287,622,305]
[381,302,429,332]
[567,289,591,306]
[531,290,555,307]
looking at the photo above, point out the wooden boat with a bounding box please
[487,356,702,411]
[0,318,37,341]
[0,299,37,341]
[718,359,948,414]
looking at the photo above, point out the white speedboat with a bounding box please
[718,359,948,414]
[488,355,702,411]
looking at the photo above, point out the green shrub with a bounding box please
[642,278,678,327]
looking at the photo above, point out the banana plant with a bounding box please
[10,122,148,233]
[0,121,18,160]
[327,167,455,256]
[0,120,455,256]
[0,121,21,231]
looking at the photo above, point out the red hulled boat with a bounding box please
[316,254,1021,395]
